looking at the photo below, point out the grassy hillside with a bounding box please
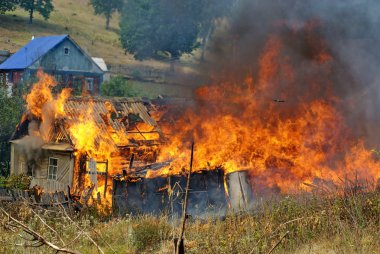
[0,0,200,97]
[0,0,202,98]
[0,0,126,65]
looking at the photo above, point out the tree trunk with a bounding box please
[29,7,34,24]
[105,15,110,30]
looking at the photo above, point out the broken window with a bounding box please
[48,158,58,180]
[64,47,70,55]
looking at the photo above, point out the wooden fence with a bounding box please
[0,188,68,206]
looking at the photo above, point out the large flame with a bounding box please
[154,24,380,192]
[23,20,380,203]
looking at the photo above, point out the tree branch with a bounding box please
[57,203,107,254]
[0,207,81,254]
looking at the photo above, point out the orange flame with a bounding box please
[154,26,380,192]
[25,70,56,119]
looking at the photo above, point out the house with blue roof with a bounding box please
[0,35,104,95]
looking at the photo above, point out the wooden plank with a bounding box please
[57,158,70,181]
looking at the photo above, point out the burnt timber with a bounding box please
[112,168,254,217]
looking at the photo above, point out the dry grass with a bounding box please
[0,190,379,254]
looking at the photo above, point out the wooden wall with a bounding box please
[11,143,74,193]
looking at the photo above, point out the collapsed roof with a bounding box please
[11,97,162,150]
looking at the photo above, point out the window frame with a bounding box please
[64,47,70,55]
[48,157,58,180]
[85,77,94,91]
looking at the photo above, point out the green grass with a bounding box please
[0,191,379,253]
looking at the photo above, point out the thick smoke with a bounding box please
[153,0,380,197]
[202,0,380,147]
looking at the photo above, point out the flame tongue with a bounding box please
[25,71,57,119]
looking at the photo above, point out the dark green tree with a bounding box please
[0,88,24,176]
[90,0,123,30]
[19,0,54,24]
[120,0,204,70]
[0,89,24,140]
[0,0,18,14]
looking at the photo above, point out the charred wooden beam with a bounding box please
[112,168,227,217]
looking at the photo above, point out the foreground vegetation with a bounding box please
[0,189,378,254]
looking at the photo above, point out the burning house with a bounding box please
[9,71,161,198]
[8,71,252,214]
[8,9,380,214]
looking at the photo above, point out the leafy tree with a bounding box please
[19,0,54,24]
[0,88,24,176]
[90,0,123,30]
[0,88,24,140]
[101,75,140,97]
[0,0,18,14]
[120,0,204,70]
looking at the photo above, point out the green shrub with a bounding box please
[0,176,6,188]
[131,70,142,80]
[5,174,32,190]
[101,75,140,97]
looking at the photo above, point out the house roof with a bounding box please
[0,35,68,70]
[92,57,108,72]
[12,97,162,150]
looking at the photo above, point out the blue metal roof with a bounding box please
[0,35,68,70]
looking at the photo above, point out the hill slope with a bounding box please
[0,0,127,65]
[0,0,200,98]
[0,0,199,69]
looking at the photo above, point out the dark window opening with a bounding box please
[64,47,69,55]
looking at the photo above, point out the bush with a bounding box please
[0,176,6,188]
[0,88,24,176]
[4,174,32,190]
[101,75,140,97]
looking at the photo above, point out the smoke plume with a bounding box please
[203,0,380,147]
